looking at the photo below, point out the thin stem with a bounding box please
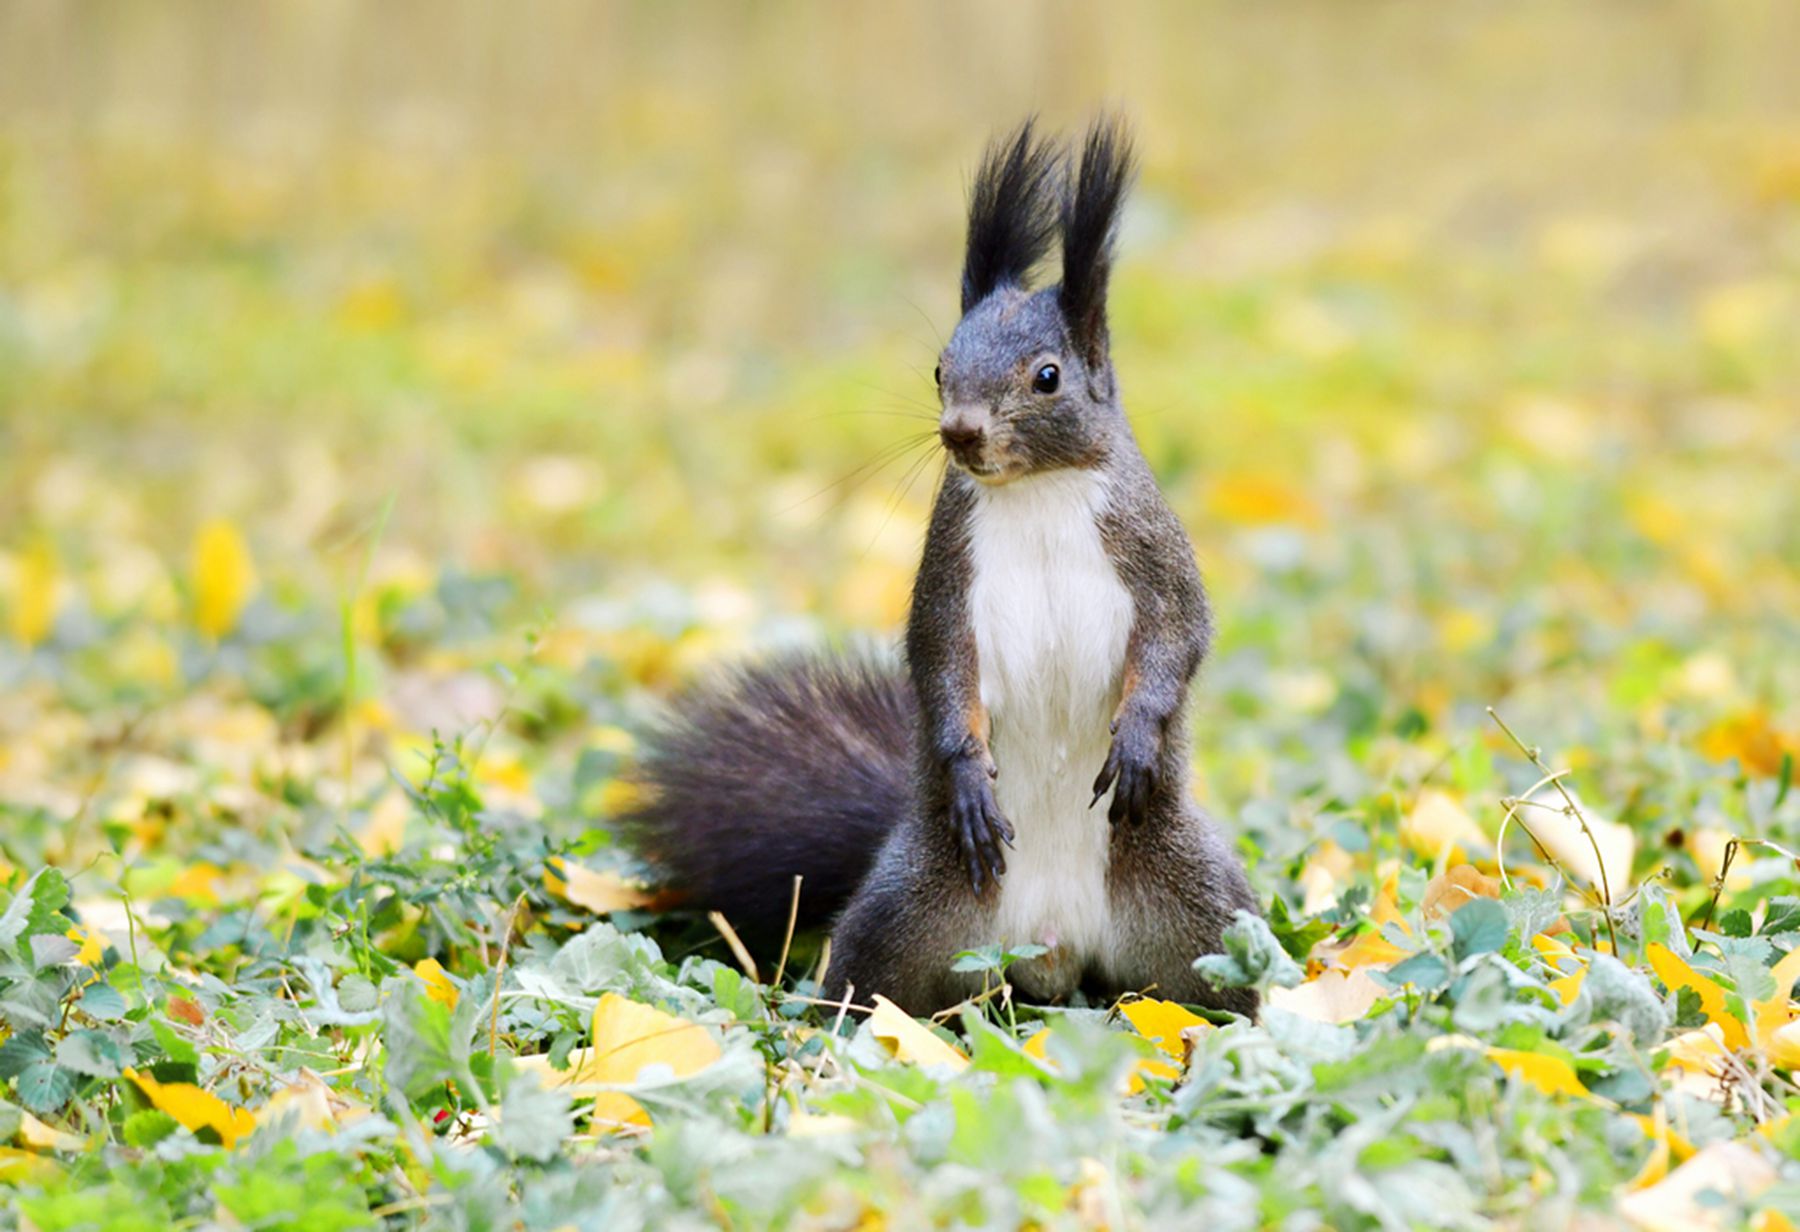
[1488,707,1619,955]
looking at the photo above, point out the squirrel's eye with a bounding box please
[1032,363,1060,394]
[933,363,942,388]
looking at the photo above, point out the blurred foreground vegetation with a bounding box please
[2,3,1800,1228]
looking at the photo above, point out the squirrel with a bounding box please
[622,116,1260,1018]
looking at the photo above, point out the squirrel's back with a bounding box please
[617,649,915,944]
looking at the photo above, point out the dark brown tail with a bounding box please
[616,649,916,945]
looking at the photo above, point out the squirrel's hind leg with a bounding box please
[1104,805,1262,1018]
[823,825,991,1016]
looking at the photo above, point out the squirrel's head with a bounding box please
[935,116,1135,484]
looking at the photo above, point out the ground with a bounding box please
[2,5,1800,1229]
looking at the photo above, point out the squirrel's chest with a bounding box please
[967,469,1134,728]
[966,470,1133,985]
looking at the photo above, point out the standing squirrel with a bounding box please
[623,116,1260,1017]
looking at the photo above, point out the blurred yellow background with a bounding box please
[1,2,1796,827]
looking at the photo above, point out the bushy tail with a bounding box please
[617,649,917,945]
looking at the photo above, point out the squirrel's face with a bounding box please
[935,287,1112,485]
[940,115,1135,484]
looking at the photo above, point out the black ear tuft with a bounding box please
[1059,115,1137,367]
[961,118,1063,314]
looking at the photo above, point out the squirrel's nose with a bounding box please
[939,407,988,455]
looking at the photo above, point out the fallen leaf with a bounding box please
[168,996,206,1027]
[1422,863,1501,919]
[8,539,59,648]
[1617,1140,1777,1231]
[414,958,459,1008]
[17,1110,83,1153]
[1699,711,1798,778]
[544,858,656,915]
[125,1067,257,1149]
[868,995,969,1073]
[1267,966,1386,1024]
[513,993,723,1132]
[1404,791,1490,863]
[64,924,105,966]
[1647,943,1749,1051]
[1333,873,1413,968]
[1520,788,1634,896]
[1118,998,1209,1062]
[1486,1047,1596,1102]
[1753,945,1800,1055]
[191,519,257,639]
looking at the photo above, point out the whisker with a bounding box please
[861,442,945,559]
[780,432,939,518]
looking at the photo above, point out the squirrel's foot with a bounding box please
[949,754,1013,894]
[1091,712,1162,826]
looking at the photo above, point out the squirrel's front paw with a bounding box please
[948,754,1013,894]
[1091,712,1162,826]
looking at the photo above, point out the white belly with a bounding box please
[967,469,1134,988]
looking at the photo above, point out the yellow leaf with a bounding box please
[544,858,656,915]
[18,1110,84,1153]
[1631,1112,1672,1191]
[867,994,969,1072]
[356,792,409,857]
[1403,791,1489,863]
[166,861,224,905]
[8,539,59,648]
[1647,943,1749,1051]
[191,519,257,639]
[1521,789,1635,895]
[1267,966,1386,1024]
[1699,712,1799,779]
[1118,998,1209,1062]
[1627,1109,1696,1167]
[1548,966,1587,1007]
[0,1145,61,1184]
[1752,944,1800,1053]
[1617,1140,1777,1232]
[1024,1026,1166,1093]
[414,958,459,1008]
[1335,873,1412,968]
[517,993,723,1132]
[1663,1026,1730,1077]
[125,1067,257,1149]
[254,1076,337,1133]
[1486,1047,1595,1101]
[1422,863,1502,920]
[1206,474,1321,527]
[65,924,105,966]
[1532,932,1576,961]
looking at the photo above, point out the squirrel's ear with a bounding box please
[1058,115,1136,368]
[961,118,1062,314]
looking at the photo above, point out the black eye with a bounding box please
[933,363,942,388]
[1032,363,1060,394]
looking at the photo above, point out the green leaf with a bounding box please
[0,1030,51,1078]
[56,1028,130,1078]
[122,1109,180,1148]
[1379,952,1450,993]
[491,1070,573,1162]
[381,976,457,1103]
[16,1060,74,1113]
[1193,910,1304,993]
[1449,898,1509,962]
[0,870,71,963]
[76,982,128,1021]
